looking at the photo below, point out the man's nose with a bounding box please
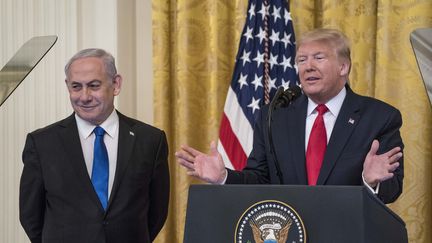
[80,88,92,101]
[304,59,315,72]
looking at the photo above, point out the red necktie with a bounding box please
[306,104,328,185]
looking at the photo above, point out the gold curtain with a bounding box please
[152,0,432,242]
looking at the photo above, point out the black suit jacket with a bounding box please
[19,112,169,243]
[226,86,404,204]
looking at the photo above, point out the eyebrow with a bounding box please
[302,51,325,55]
[69,79,102,84]
[313,52,326,56]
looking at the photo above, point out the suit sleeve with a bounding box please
[148,130,170,241]
[226,107,271,184]
[19,134,45,243]
[376,109,404,204]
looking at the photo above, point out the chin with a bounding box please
[76,113,97,124]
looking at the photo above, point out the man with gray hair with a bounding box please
[19,48,170,243]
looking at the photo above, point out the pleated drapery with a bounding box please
[152,1,432,242]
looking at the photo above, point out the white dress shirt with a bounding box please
[75,109,119,197]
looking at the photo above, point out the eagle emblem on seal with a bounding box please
[235,200,306,243]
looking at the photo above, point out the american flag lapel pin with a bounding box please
[348,118,355,125]
[129,131,135,136]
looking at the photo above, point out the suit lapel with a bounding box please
[317,88,361,185]
[58,114,102,208]
[107,113,136,209]
[289,96,308,184]
[273,95,308,184]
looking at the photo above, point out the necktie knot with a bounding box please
[94,126,105,137]
[316,104,328,116]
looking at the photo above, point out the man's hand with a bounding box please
[175,141,227,184]
[363,139,402,188]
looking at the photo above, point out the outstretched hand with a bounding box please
[363,140,402,188]
[175,141,227,184]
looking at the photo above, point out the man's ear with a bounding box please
[340,62,350,76]
[113,74,123,96]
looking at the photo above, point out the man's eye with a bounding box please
[71,85,81,90]
[296,58,306,64]
[89,84,100,89]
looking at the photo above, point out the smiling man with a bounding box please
[175,28,404,204]
[19,48,170,243]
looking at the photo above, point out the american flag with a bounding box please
[218,0,298,170]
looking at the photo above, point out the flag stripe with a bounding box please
[217,139,234,170]
[223,87,254,154]
[219,112,249,170]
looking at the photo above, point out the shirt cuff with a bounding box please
[362,172,380,194]
[219,169,228,185]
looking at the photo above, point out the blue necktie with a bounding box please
[91,126,109,210]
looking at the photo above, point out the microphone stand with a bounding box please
[267,86,286,184]
[267,85,301,184]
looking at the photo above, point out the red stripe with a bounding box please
[219,113,248,170]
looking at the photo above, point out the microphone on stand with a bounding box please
[267,85,302,184]
[272,85,302,108]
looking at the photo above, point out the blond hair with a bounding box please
[297,28,351,65]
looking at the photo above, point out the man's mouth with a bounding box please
[306,77,320,81]
[79,105,97,110]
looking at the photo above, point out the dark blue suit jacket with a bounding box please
[19,112,169,243]
[226,86,404,204]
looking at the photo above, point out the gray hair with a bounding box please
[64,48,117,80]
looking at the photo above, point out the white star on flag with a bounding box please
[255,28,266,44]
[238,73,249,89]
[243,27,254,43]
[240,50,251,66]
[269,30,280,44]
[251,74,263,91]
[269,53,279,69]
[272,6,281,22]
[248,97,261,114]
[253,51,265,67]
[281,33,292,48]
[281,56,293,72]
[248,3,256,19]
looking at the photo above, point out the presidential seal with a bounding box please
[235,200,306,243]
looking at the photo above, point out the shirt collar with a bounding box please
[75,109,119,139]
[307,86,347,117]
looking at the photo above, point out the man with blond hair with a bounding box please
[176,28,404,204]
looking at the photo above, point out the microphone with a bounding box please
[272,85,302,108]
[267,85,302,184]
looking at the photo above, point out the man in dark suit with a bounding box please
[175,28,403,204]
[19,48,170,243]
